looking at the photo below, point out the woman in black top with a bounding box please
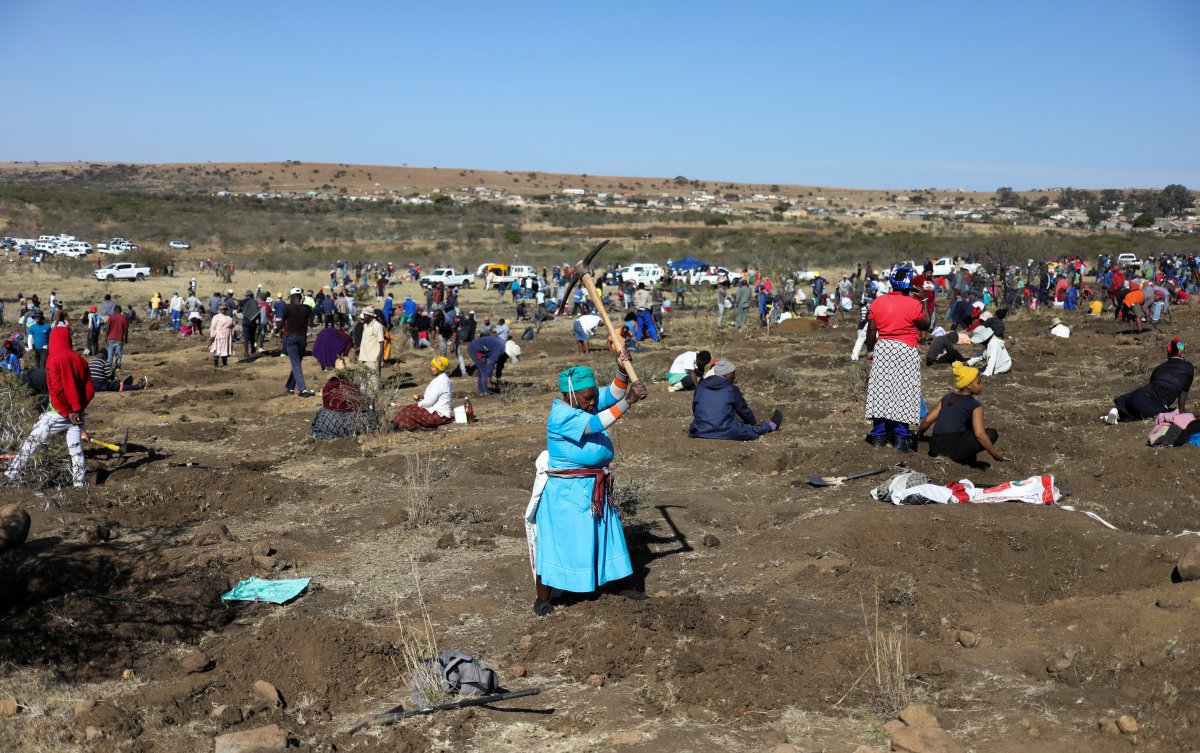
[1105,338,1192,423]
[917,361,1006,466]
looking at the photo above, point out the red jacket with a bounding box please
[46,328,94,417]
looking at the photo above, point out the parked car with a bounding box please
[97,238,129,250]
[931,257,982,277]
[419,268,474,289]
[100,241,136,256]
[169,240,192,250]
[1116,252,1141,268]
[620,263,664,286]
[690,266,733,286]
[492,265,539,287]
[57,242,93,258]
[94,262,150,281]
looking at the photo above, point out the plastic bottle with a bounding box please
[464,396,476,423]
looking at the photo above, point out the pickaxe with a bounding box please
[83,429,129,459]
[557,240,639,382]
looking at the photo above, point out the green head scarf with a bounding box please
[558,366,597,393]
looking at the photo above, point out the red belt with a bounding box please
[546,467,612,518]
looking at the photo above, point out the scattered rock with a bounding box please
[251,680,284,709]
[85,524,112,543]
[252,555,277,571]
[181,652,214,674]
[0,505,31,552]
[882,720,906,734]
[702,533,721,548]
[898,703,940,728]
[211,704,244,725]
[585,673,605,688]
[508,665,527,678]
[1046,657,1072,673]
[121,669,136,680]
[0,699,18,718]
[1176,543,1200,581]
[192,521,231,546]
[654,590,669,598]
[435,532,457,550]
[956,631,980,649]
[214,724,288,753]
[1097,718,1121,737]
[890,725,963,753]
[253,543,276,557]
[1155,596,1184,609]
[85,726,102,741]
[519,634,535,650]
[685,704,718,722]
[73,700,96,717]
[607,730,644,745]
[1116,715,1139,734]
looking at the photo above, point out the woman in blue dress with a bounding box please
[532,352,648,616]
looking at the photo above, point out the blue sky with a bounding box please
[1,1,1196,190]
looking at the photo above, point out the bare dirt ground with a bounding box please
[0,266,1197,753]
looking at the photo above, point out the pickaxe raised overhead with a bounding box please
[557,240,639,383]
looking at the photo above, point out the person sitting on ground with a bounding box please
[88,356,148,392]
[667,350,712,392]
[925,327,967,366]
[1050,317,1070,339]
[573,313,601,354]
[1103,337,1192,424]
[966,325,1012,377]
[309,373,380,439]
[977,309,1005,339]
[393,356,454,431]
[917,361,1006,468]
[687,359,782,441]
[1,340,21,375]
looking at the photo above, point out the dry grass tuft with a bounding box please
[395,558,449,710]
[862,593,911,713]
[400,447,450,527]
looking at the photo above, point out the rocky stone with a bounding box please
[607,730,644,745]
[585,673,605,688]
[1155,597,1184,609]
[211,704,244,725]
[654,590,669,598]
[1046,657,1072,673]
[890,726,963,753]
[122,668,136,680]
[85,525,112,543]
[685,704,718,722]
[0,699,18,718]
[214,724,288,753]
[882,720,906,734]
[85,726,102,741]
[1116,715,1139,734]
[508,664,527,678]
[1139,652,1164,668]
[251,680,284,709]
[898,703,940,728]
[253,543,276,557]
[756,562,767,570]
[191,521,231,546]
[956,631,980,649]
[73,700,96,717]
[519,634,535,650]
[0,505,31,552]
[435,532,456,550]
[1097,719,1121,736]
[181,652,214,674]
[1176,543,1200,581]
[252,555,277,571]
[702,533,721,548]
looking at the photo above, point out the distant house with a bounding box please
[562,188,586,196]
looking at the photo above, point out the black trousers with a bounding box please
[930,428,998,464]
[1114,389,1164,422]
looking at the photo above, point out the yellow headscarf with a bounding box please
[952,361,979,390]
[430,356,450,373]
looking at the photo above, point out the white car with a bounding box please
[419,268,474,288]
[931,257,982,277]
[691,266,733,286]
[94,262,150,281]
[1116,253,1141,268]
[620,263,664,286]
[169,240,192,250]
[56,242,93,258]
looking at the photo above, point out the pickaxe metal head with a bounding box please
[556,240,610,315]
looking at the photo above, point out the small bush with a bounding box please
[614,476,650,520]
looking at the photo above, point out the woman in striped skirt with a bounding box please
[864,267,930,452]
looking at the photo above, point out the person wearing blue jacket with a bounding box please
[687,359,782,441]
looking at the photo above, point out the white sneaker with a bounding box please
[1102,408,1118,426]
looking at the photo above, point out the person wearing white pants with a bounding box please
[5,410,87,487]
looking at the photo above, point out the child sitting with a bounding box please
[916,361,1007,467]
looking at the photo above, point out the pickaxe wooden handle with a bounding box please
[579,273,638,384]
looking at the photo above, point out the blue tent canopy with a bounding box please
[668,255,709,271]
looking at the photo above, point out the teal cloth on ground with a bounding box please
[221,576,310,604]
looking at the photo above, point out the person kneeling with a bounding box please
[310,375,379,439]
[687,359,782,440]
[393,356,454,430]
[917,362,1006,468]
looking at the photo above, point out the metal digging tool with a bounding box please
[85,429,129,458]
[556,239,640,383]
[348,688,541,734]
[806,462,905,488]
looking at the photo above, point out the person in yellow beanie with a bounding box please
[916,361,1006,467]
[392,355,454,430]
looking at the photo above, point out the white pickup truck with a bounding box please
[94,262,151,282]
[492,265,539,287]
[419,268,474,289]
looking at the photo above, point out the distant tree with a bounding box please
[1131,211,1155,228]
[1157,184,1193,216]
[773,202,790,213]
[769,184,780,193]
[673,176,689,186]
[703,215,729,227]
[1085,205,1106,226]
[432,193,452,205]
[994,187,1019,206]
[1033,196,1050,208]
[1058,187,1096,210]
[1099,188,1124,208]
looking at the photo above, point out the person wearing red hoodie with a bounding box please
[5,328,94,487]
